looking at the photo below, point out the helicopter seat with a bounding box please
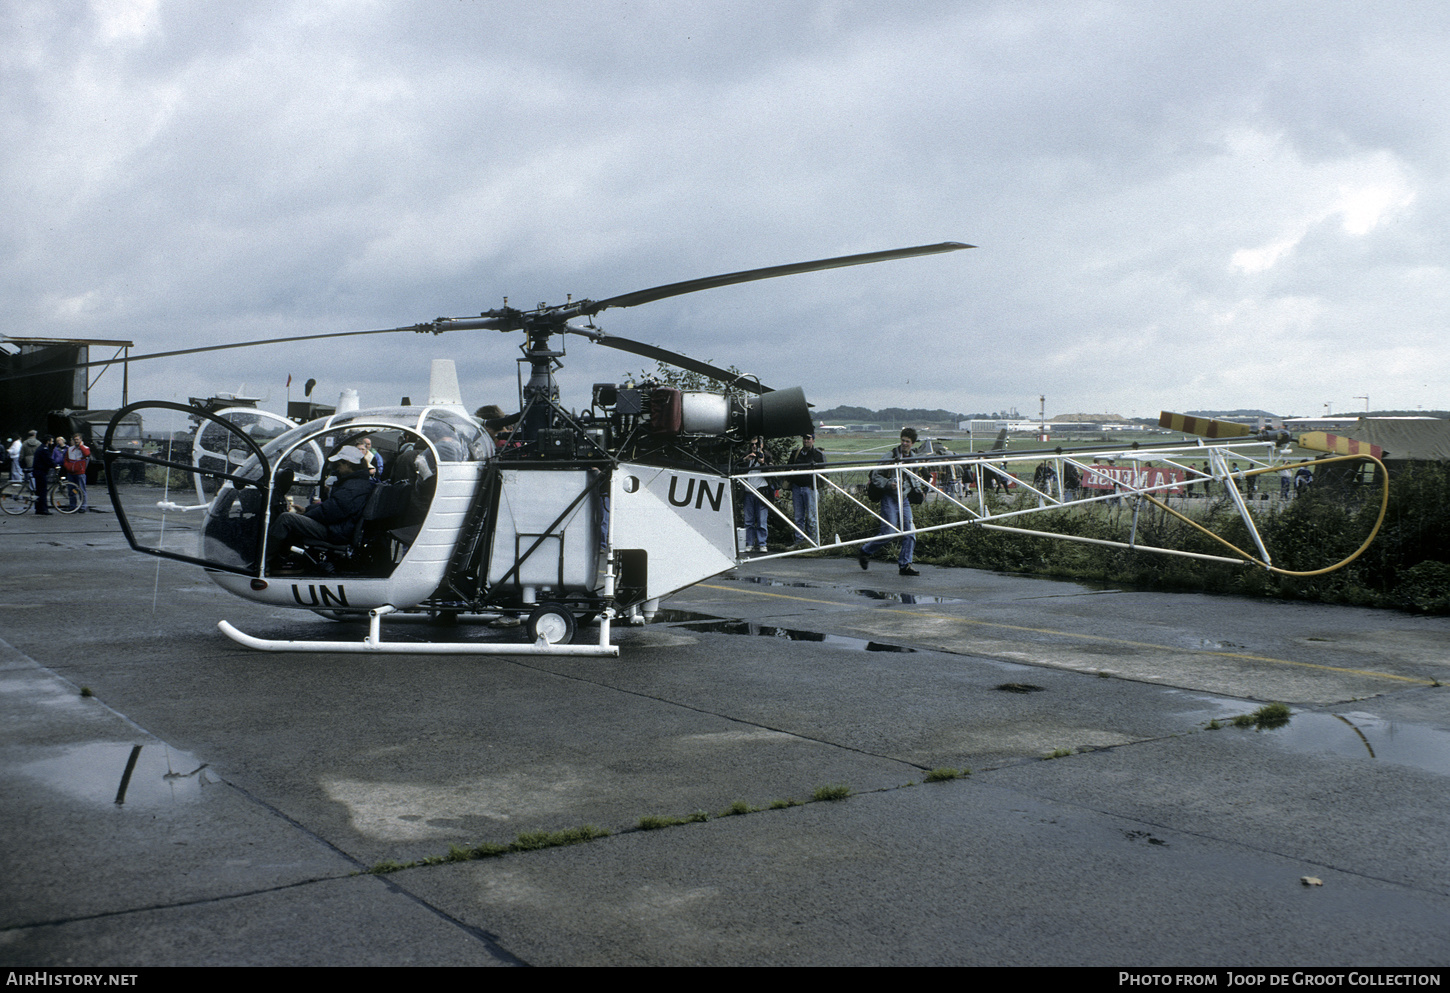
[361,480,425,546]
[281,482,409,576]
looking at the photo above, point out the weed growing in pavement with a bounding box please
[638,815,685,830]
[638,811,710,830]
[1251,702,1291,730]
[1044,747,1074,759]
[365,825,609,874]
[924,767,970,782]
[812,784,851,801]
[1225,704,1292,730]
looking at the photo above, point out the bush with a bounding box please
[812,463,1449,614]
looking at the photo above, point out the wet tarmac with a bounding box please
[1,503,1448,966]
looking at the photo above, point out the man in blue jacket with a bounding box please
[267,445,373,565]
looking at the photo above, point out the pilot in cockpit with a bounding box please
[267,445,373,568]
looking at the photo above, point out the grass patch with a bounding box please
[637,811,709,831]
[719,801,757,817]
[1044,747,1074,759]
[1206,719,1223,730]
[923,767,970,782]
[512,825,610,851]
[80,686,93,698]
[365,825,609,874]
[812,784,852,801]
[1227,703,1292,731]
[638,815,685,830]
[768,799,800,810]
[1251,702,1291,730]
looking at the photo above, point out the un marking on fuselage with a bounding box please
[667,475,725,512]
[292,584,348,607]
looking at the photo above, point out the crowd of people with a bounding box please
[739,426,927,577]
[2,430,93,515]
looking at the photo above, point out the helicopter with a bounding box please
[32,238,1380,657]
[95,243,975,656]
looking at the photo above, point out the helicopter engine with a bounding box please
[577,383,813,460]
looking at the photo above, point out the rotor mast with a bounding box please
[519,317,565,441]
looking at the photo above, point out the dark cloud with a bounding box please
[3,0,1447,419]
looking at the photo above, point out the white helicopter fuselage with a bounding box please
[206,459,485,613]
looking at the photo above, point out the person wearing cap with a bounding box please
[266,444,374,565]
[786,432,825,547]
[21,430,40,477]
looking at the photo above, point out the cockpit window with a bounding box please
[255,407,488,466]
[422,409,487,462]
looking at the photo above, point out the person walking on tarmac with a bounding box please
[858,427,926,576]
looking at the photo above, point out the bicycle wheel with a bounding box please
[0,481,35,515]
[52,480,83,514]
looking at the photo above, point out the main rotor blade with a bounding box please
[577,241,973,316]
[0,325,427,384]
[583,332,772,395]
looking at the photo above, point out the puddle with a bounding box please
[1259,711,1450,776]
[730,575,966,605]
[655,608,729,624]
[678,621,916,653]
[1012,589,1127,600]
[735,577,827,590]
[848,589,967,605]
[20,742,214,807]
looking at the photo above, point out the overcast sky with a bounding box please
[4,0,1447,424]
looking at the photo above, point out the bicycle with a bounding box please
[0,472,83,515]
[53,474,85,514]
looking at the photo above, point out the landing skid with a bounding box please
[217,605,620,656]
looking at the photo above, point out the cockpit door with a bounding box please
[105,401,277,575]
